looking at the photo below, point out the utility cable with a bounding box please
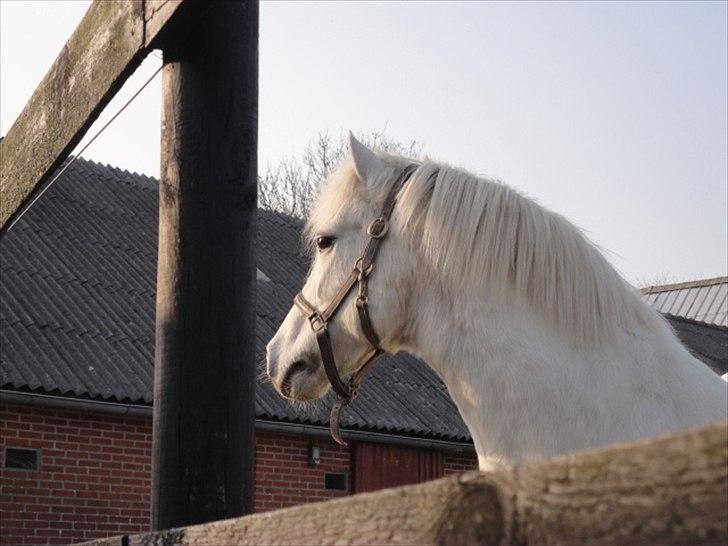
[4,63,163,235]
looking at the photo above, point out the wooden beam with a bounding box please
[0,0,201,236]
[152,0,258,530]
[80,421,727,546]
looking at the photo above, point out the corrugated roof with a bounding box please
[1,160,726,441]
[0,159,470,441]
[665,315,727,376]
[642,278,727,327]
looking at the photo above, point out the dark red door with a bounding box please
[353,443,444,493]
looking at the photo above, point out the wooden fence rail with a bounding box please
[80,420,727,546]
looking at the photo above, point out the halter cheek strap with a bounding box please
[293,164,417,446]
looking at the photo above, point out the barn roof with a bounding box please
[1,159,726,442]
[0,159,468,441]
[642,277,727,327]
[661,315,727,376]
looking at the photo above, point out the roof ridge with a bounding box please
[641,276,728,294]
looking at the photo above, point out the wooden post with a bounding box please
[152,0,258,530]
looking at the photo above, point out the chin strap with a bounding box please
[328,349,383,445]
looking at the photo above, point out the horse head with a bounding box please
[266,134,418,402]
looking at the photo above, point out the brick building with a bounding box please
[1,160,477,545]
[1,160,725,545]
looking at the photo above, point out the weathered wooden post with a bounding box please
[152,1,258,530]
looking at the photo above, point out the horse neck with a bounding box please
[402,278,575,464]
[399,265,727,466]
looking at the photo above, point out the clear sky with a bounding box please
[1,1,726,286]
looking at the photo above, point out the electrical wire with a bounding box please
[4,63,164,235]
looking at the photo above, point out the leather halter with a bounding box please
[293,164,417,445]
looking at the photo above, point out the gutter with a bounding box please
[0,389,153,418]
[0,390,475,453]
[255,419,475,453]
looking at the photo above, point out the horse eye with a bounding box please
[316,236,335,251]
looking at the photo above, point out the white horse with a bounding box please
[266,133,727,470]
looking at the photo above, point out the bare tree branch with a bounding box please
[259,130,422,218]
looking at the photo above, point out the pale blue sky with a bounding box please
[1,1,726,285]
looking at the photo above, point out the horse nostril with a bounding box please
[290,360,308,375]
[280,360,308,397]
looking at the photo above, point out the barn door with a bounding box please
[353,443,444,493]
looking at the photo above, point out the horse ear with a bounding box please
[349,132,385,184]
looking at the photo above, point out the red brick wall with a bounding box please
[1,402,477,545]
[254,431,351,512]
[0,403,151,546]
[444,450,479,474]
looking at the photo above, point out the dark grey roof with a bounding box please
[2,160,726,442]
[0,159,468,441]
[665,315,727,376]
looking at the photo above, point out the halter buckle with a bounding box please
[308,311,327,333]
[367,218,389,239]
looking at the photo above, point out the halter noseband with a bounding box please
[293,164,417,445]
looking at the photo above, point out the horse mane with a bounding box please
[394,159,665,345]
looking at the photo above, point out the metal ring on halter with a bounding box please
[348,382,360,399]
[354,257,373,277]
[367,218,389,238]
